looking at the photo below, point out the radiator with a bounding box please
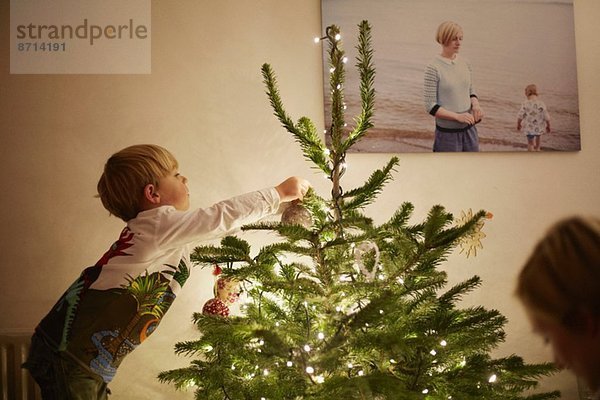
[0,334,41,400]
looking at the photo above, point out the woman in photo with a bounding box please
[423,21,484,152]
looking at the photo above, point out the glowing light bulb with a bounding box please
[422,389,429,394]
[317,332,325,340]
[329,67,335,73]
[315,375,325,383]
[358,370,364,376]
[440,340,447,346]
[286,361,293,367]
[306,366,314,374]
[304,344,311,352]
[347,362,353,368]
[488,374,497,383]
[389,359,397,364]
[314,37,320,43]
[342,56,348,63]
[263,369,269,376]
[430,349,437,356]
[335,33,341,41]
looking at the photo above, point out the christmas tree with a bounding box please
[159,21,559,399]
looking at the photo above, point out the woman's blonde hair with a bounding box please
[516,216,600,329]
[525,84,538,97]
[436,21,463,46]
[97,144,178,221]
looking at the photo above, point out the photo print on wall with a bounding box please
[321,0,580,153]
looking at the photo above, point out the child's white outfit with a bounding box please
[31,188,280,383]
[517,98,550,136]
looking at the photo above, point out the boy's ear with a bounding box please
[143,184,161,205]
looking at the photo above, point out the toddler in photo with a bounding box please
[517,84,551,151]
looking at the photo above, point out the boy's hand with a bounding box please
[275,177,311,202]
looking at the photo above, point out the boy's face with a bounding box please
[157,169,190,211]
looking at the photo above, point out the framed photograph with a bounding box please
[321,0,580,153]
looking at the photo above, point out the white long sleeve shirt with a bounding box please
[36,188,280,382]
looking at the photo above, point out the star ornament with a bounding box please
[455,209,493,258]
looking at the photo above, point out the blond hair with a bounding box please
[516,217,600,329]
[97,144,178,221]
[436,21,463,46]
[525,84,538,97]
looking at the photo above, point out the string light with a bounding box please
[334,33,341,41]
[430,349,437,356]
[358,370,364,376]
[422,389,429,394]
[306,366,315,374]
[342,56,348,63]
[263,369,269,376]
[317,332,325,340]
[488,374,497,383]
[286,361,293,367]
[440,340,447,347]
[315,375,325,383]
[347,362,353,369]
[304,344,311,352]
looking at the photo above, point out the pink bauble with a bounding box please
[202,298,230,317]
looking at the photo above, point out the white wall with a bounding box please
[1,1,598,398]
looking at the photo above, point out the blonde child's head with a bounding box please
[435,21,463,46]
[516,216,600,330]
[97,144,179,221]
[525,84,538,97]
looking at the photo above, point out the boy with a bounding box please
[23,144,310,399]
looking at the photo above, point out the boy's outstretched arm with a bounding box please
[275,176,311,202]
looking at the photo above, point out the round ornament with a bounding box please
[281,200,313,228]
[202,298,230,317]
